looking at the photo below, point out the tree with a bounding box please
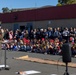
[58,0,76,5]
[58,0,69,4]
[67,0,76,4]
[2,7,10,13]
[57,2,62,6]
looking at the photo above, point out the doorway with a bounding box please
[13,24,19,31]
[20,26,25,31]
[26,23,33,32]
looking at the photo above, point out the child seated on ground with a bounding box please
[71,43,76,56]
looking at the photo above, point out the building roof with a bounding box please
[0,4,76,23]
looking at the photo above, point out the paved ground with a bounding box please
[0,50,76,75]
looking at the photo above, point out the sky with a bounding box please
[0,0,58,12]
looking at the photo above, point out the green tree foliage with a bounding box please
[58,0,76,5]
[2,7,10,13]
[58,0,66,4]
[67,0,76,4]
[57,2,62,6]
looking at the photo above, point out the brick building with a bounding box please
[0,4,76,31]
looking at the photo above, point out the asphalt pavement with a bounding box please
[0,50,76,75]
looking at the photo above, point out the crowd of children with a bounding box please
[0,27,76,55]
